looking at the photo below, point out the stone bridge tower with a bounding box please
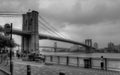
[85,39,92,53]
[21,11,39,54]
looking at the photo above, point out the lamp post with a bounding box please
[10,23,13,75]
[4,23,13,75]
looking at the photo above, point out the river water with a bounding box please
[41,52,120,58]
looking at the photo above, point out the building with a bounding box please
[113,44,120,52]
[107,42,116,52]
[70,45,80,52]
[94,42,98,49]
[108,42,114,49]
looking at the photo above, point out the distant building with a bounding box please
[94,42,120,53]
[79,47,86,52]
[69,45,86,52]
[70,45,80,52]
[107,42,116,52]
[114,44,120,52]
[108,42,114,49]
[94,42,98,49]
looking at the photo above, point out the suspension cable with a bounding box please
[38,17,65,38]
[39,24,58,36]
[38,15,72,39]
[38,20,65,38]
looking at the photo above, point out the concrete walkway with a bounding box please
[0,59,10,75]
[13,59,120,75]
[0,58,120,75]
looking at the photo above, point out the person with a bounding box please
[101,56,104,70]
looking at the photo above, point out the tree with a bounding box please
[0,34,16,49]
[0,25,4,32]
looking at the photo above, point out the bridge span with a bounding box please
[0,27,90,48]
[0,10,94,53]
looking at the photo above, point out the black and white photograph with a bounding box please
[0,0,120,75]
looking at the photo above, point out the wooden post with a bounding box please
[77,57,79,67]
[27,65,31,75]
[105,58,107,70]
[44,55,46,63]
[50,56,53,62]
[66,56,69,66]
[59,72,65,75]
[58,56,60,64]
[10,23,13,75]
[89,58,92,68]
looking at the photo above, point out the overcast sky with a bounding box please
[0,0,120,48]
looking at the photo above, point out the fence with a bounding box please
[0,54,9,66]
[44,55,120,71]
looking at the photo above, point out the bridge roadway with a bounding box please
[39,46,69,50]
[0,27,92,48]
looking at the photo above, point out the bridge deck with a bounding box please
[0,27,92,48]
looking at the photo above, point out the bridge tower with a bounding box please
[21,11,39,54]
[85,39,92,53]
[85,39,92,47]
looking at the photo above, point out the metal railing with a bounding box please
[0,54,9,66]
[44,55,120,71]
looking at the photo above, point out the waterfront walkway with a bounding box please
[14,61,120,75]
[0,58,120,75]
[0,59,10,75]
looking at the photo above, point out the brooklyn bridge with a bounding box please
[0,10,93,53]
[0,10,120,75]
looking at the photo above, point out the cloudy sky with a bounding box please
[0,0,120,48]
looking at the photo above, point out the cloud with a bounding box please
[0,0,39,13]
[0,0,120,25]
[61,21,120,48]
[0,0,120,48]
[39,0,120,25]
